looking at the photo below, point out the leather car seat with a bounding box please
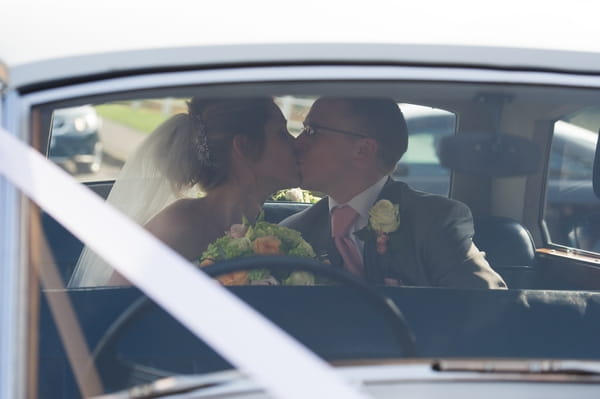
[473,216,537,289]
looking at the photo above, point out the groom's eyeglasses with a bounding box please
[300,123,368,139]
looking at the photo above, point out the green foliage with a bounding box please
[283,271,315,286]
[247,268,271,281]
[95,103,171,134]
[271,188,321,203]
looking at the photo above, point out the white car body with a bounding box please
[3,1,600,398]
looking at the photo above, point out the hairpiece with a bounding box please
[192,113,211,166]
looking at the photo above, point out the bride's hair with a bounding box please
[156,97,274,191]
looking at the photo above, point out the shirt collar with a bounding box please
[328,175,388,220]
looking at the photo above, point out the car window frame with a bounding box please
[0,89,29,399]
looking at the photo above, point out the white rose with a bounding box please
[369,199,400,233]
[285,188,304,202]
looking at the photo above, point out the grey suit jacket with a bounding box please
[281,179,507,289]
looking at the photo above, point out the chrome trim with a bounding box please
[21,64,600,107]
[0,89,27,399]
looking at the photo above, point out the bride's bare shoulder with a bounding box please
[144,198,205,233]
[143,198,212,260]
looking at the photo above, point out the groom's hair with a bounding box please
[324,97,408,173]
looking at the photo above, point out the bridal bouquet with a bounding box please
[198,217,316,286]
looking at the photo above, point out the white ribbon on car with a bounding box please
[0,127,370,399]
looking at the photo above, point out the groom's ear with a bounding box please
[353,138,378,163]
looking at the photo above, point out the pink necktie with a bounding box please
[331,205,364,277]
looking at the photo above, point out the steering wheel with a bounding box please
[201,256,417,356]
[91,256,417,389]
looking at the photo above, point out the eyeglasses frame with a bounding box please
[300,123,369,139]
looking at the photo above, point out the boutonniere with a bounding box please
[355,199,401,255]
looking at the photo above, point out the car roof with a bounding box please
[3,1,600,89]
[6,44,600,91]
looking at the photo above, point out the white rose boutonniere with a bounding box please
[369,199,400,233]
[355,199,401,255]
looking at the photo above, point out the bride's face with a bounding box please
[252,104,301,190]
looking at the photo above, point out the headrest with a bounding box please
[473,216,535,266]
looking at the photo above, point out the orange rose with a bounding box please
[217,271,249,286]
[199,258,248,285]
[253,236,281,255]
[199,258,215,267]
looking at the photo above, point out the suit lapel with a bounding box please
[362,234,382,283]
[361,178,409,284]
[303,198,344,269]
[326,237,343,269]
[320,208,343,269]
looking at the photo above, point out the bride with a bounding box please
[69,97,300,287]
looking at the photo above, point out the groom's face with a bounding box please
[294,98,363,193]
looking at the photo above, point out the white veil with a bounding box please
[68,114,196,287]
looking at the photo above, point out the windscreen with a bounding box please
[29,80,600,397]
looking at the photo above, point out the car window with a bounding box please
[544,115,600,252]
[392,104,455,196]
[30,78,600,398]
[48,100,183,182]
[48,98,454,200]
[48,105,104,177]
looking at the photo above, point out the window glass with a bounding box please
[48,105,104,177]
[33,81,600,399]
[47,98,454,199]
[48,99,185,182]
[544,114,600,252]
[392,104,455,196]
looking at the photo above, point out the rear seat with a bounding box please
[473,216,537,289]
[263,201,311,223]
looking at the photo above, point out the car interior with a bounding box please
[31,80,600,395]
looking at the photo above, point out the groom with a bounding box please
[280,97,506,288]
